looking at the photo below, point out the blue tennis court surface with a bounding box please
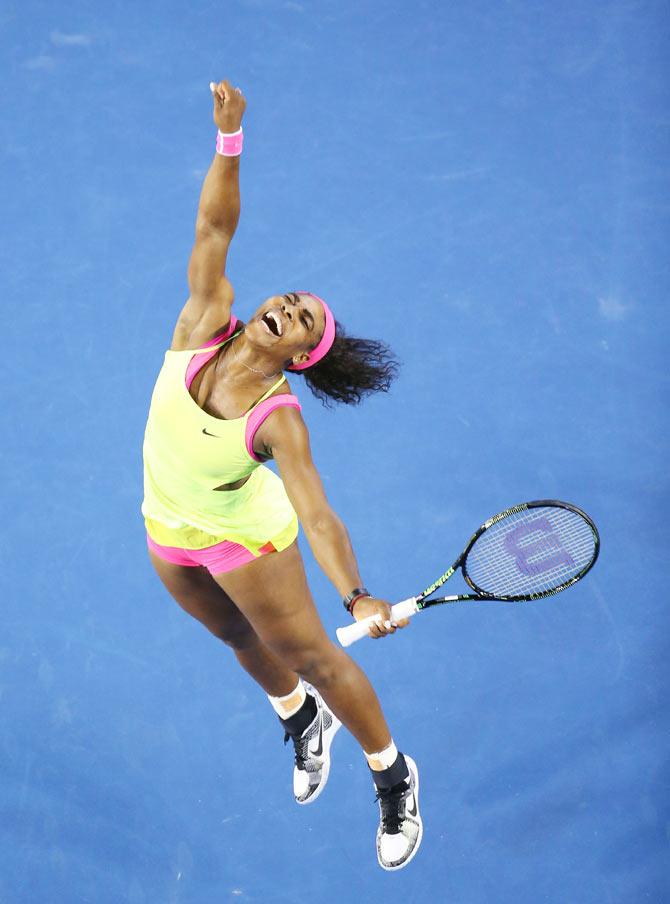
[2,1,668,902]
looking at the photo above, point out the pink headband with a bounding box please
[286,292,336,371]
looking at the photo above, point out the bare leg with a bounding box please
[211,541,393,754]
[147,548,298,698]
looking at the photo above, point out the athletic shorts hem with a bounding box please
[146,516,298,575]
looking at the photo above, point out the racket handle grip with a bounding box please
[336,597,420,648]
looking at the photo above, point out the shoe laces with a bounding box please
[375,781,410,835]
[284,731,309,770]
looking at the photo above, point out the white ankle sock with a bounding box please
[365,740,399,771]
[267,680,306,718]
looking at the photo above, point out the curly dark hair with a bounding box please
[292,319,400,406]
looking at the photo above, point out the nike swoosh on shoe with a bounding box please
[407,792,418,818]
[310,720,324,757]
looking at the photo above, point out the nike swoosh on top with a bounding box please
[202,428,221,437]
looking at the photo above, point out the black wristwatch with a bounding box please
[343,587,372,614]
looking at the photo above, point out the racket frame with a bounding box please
[414,499,600,609]
[335,499,600,647]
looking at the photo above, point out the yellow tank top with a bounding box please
[141,329,301,548]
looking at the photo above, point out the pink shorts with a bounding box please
[146,532,278,575]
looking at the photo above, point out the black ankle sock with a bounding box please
[279,692,318,737]
[370,752,410,791]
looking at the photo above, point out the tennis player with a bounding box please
[141,80,422,871]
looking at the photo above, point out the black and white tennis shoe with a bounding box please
[374,755,423,870]
[283,687,341,805]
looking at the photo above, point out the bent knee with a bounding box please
[210,619,258,650]
[282,645,342,689]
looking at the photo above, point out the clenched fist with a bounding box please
[353,596,410,640]
[209,79,246,133]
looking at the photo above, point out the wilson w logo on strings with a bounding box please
[503,517,575,577]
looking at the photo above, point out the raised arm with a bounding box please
[175,80,246,340]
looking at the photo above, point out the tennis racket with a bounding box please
[336,500,600,647]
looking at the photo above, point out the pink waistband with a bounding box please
[147,531,264,574]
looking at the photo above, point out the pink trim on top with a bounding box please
[185,316,238,390]
[245,395,302,461]
[199,316,238,348]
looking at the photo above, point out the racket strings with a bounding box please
[464,506,596,597]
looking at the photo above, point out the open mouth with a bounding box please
[261,310,283,337]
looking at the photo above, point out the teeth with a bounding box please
[265,311,282,336]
